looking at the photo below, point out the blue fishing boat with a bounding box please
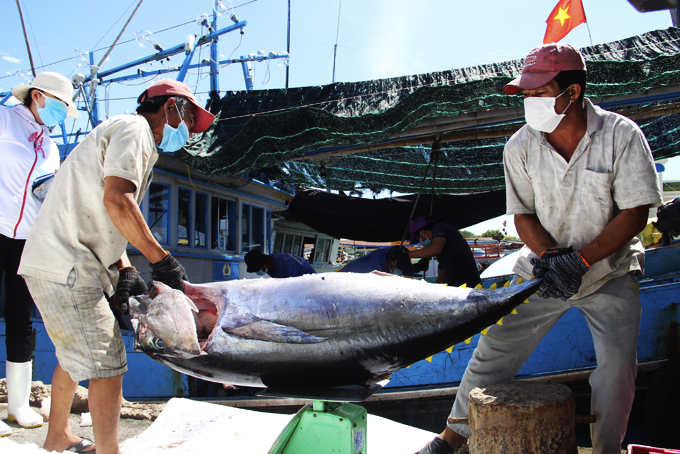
[2,2,680,447]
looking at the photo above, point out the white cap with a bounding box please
[12,72,80,118]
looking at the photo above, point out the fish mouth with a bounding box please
[130,317,166,354]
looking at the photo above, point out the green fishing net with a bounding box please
[179,27,680,194]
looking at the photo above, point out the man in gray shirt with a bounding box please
[19,79,214,454]
[417,43,662,454]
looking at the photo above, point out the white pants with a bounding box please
[447,273,641,454]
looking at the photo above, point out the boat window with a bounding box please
[211,197,236,251]
[242,204,267,253]
[283,233,294,253]
[194,192,208,248]
[148,183,170,244]
[177,188,191,246]
[316,238,331,263]
[273,232,285,252]
[292,235,303,256]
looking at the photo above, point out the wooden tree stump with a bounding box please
[465,382,578,454]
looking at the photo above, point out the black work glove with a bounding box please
[115,267,147,315]
[530,248,590,301]
[414,258,430,272]
[530,246,574,278]
[150,253,187,291]
[387,245,410,263]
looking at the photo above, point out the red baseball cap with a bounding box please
[142,79,216,133]
[504,43,587,95]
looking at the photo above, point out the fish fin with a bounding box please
[475,284,483,289]
[257,382,385,402]
[182,294,199,313]
[226,320,327,344]
[445,346,454,353]
[490,282,497,290]
[464,336,472,344]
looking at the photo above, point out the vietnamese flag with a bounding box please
[543,0,587,44]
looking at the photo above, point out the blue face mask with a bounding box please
[255,270,267,276]
[37,95,68,127]
[158,104,190,152]
[420,238,432,248]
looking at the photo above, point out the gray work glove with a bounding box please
[150,253,187,291]
[530,248,590,301]
[115,267,147,315]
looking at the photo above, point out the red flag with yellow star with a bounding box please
[543,0,587,44]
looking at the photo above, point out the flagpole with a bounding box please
[584,0,594,46]
[585,21,593,46]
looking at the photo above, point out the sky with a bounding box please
[0,0,676,236]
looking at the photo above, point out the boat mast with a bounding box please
[332,0,342,83]
[286,0,290,89]
[15,0,37,77]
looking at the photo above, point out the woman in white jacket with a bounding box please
[0,72,79,437]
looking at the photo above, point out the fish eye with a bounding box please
[153,337,165,349]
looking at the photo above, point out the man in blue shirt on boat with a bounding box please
[338,246,424,275]
[416,43,662,454]
[245,249,317,278]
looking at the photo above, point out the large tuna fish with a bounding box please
[129,273,539,396]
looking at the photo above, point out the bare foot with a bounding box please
[43,433,96,453]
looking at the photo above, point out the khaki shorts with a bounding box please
[24,270,127,382]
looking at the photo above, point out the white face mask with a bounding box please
[523,85,573,133]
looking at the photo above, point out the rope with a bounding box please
[429,140,440,218]
[399,142,439,246]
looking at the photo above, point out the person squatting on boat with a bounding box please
[415,43,662,454]
[337,246,426,276]
[17,79,215,454]
[0,72,80,438]
[390,216,481,288]
[244,249,317,278]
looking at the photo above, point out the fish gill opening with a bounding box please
[183,283,225,351]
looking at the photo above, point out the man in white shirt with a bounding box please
[417,43,662,454]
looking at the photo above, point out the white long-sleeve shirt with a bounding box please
[0,104,60,239]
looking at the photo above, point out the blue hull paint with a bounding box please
[388,243,680,389]
[0,319,189,399]
[1,242,679,398]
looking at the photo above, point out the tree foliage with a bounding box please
[459,230,475,238]
[481,229,505,241]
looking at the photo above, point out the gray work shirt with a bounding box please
[504,98,662,298]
